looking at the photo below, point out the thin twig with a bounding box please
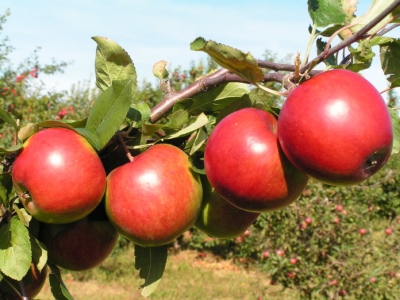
[300,0,400,74]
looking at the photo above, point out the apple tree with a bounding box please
[1,1,400,299]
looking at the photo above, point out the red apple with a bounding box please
[195,177,259,239]
[39,203,119,271]
[204,108,308,212]
[385,228,393,235]
[12,128,106,224]
[304,217,312,225]
[0,263,47,300]
[105,144,203,247]
[278,69,393,185]
[359,228,367,235]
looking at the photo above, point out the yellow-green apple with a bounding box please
[277,69,393,185]
[0,263,47,300]
[38,203,119,271]
[105,144,203,247]
[195,177,260,239]
[12,127,107,223]
[204,107,308,212]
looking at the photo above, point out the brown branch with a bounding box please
[150,70,289,123]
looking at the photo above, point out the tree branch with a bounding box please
[300,0,400,74]
[150,0,400,124]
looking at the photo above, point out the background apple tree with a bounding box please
[1,1,400,299]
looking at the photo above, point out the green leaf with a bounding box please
[0,108,18,131]
[190,37,263,84]
[141,109,190,136]
[30,234,48,273]
[0,173,13,207]
[36,120,77,130]
[316,38,337,66]
[0,144,21,155]
[188,128,208,156]
[188,82,250,114]
[0,217,31,280]
[85,79,134,150]
[380,39,400,88]
[162,113,209,141]
[17,122,38,142]
[134,244,168,298]
[13,206,31,227]
[389,108,400,155]
[127,102,151,128]
[345,0,396,37]
[346,40,375,72]
[308,0,347,28]
[48,263,74,300]
[92,36,137,92]
[74,128,102,151]
[153,60,169,80]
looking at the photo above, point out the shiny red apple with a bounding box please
[277,69,393,185]
[105,144,203,247]
[12,127,107,223]
[39,203,119,271]
[204,107,308,212]
[195,177,260,239]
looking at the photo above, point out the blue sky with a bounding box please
[0,0,392,95]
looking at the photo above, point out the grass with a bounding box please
[36,246,297,300]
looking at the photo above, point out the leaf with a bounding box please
[0,217,31,281]
[188,128,208,156]
[188,82,250,114]
[346,40,375,72]
[92,36,137,92]
[17,123,38,142]
[13,206,31,227]
[36,120,77,130]
[316,38,337,66]
[85,78,134,150]
[380,39,400,88]
[153,60,169,80]
[190,37,263,84]
[141,109,190,136]
[48,263,74,300]
[0,173,13,207]
[135,244,168,298]
[308,0,347,28]
[30,234,48,273]
[0,108,18,131]
[345,0,396,36]
[0,144,21,155]
[389,108,400,155]
[127,102,151,128]
[74,128,102,151]
[162,113,209,141]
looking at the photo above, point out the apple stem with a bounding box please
[116,132,135,162]
[18,280,29,300]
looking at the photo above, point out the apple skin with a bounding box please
[204,107,308,212]
[12,128,107,224]
[39,203,119,271]
[277,69,393,185]
[105,144,203,247]
[0,263,47,300]
[195,177,260,239]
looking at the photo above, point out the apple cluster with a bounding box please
[6,69,393,298]
[200,69,393,237]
